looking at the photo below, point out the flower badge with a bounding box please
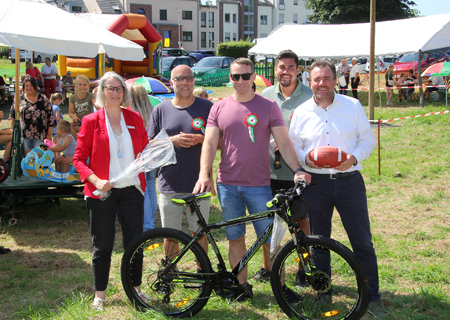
[245,113,258,142]
[192,117,205,134]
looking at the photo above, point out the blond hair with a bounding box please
[50,93,64,104]
[130,84,153,127]
[57,120,71,134]
[74,75,90,93]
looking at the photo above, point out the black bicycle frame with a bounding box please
[165,199,278,279]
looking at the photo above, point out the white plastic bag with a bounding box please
[94,129,176,200]
[270,214,287,259]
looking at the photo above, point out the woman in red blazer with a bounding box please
[73,72,149,310]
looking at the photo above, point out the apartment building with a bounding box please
[48,0,313,51]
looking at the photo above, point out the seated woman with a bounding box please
[397,72,407,103]
[0,111,12,163]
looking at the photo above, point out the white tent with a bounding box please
[249,13,450,59]
[0,0,145,61]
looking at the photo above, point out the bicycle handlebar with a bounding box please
[266,179,307,208]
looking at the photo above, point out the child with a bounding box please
[50,93,65,155]
[55,75,63,94]
[48,120,77,173]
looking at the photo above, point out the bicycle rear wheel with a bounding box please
[121,228,213,318]
[271,235,369,320]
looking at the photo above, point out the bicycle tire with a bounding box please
[271,235,370,320]
[0,159,10,183]
[121,228,213,318]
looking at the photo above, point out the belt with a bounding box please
[309,171,359,180]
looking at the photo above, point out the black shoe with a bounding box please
[283,285,302,305]
[295,271,309,287]
[233,282,253,302]
[252,267,271,282]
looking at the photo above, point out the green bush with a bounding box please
[217,40,254,59]
[0,46,9,59]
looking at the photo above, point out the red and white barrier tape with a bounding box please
[340,84,450,91]
[369,109,450,123]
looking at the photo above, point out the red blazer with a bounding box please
[73,108,149,199]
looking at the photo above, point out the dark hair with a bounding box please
[408,68,414,74]
[252,82,256,92]
[311,59,336,80]
[276,50,299,68]
[22,75,38,92]
[231,57,254,73]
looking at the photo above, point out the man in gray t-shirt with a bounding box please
[261,50,312,285]
[148,65,213,255]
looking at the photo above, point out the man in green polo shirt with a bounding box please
[252,49,312,284]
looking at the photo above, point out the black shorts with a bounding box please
[270,179,308,220]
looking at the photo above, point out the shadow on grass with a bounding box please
[0,249,92,320]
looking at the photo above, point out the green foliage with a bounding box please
[305,0,419,24]
[0,46,9,59]
[217,40,254,60]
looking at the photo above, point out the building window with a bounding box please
[160,9,167,21]
[233,13,237,23]
[209,12,214,28]
[201,12,206,27]
[201,32,207,47]
[233,33,237,41]
[261,33,267,37]
[209,32,215,48]
[137,8,145,15]
[294,0,298,4]
[293,14,298,23]
[71,6,82,13]
[225,32,230,41]
[183,31,193,41]
[225,13,230,23]
[279,13,284,24]
[279,0,284,4]
[182,11,192,20]
[261,15,267,25]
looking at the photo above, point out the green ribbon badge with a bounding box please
[245,113,258,142]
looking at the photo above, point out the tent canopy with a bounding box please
[0,0,145,61]
[249,13,450,59]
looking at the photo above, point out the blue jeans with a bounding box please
[143,169,157,231]
[23,138,44,151]
[303,171,381,302]
[217,183,273,243]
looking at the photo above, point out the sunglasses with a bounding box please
[230,73,252,81]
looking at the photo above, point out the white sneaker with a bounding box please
[92,297,105,311]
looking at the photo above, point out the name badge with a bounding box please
[127,125,135,129]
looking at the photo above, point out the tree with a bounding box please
[305,0,419,24]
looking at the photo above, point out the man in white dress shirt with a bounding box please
[289,59,387,319]
[350,57,360,99]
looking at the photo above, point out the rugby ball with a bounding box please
[307,146,348,168]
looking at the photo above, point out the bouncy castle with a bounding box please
[58,14,162,79]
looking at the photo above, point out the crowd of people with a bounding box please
[1,52,390,318]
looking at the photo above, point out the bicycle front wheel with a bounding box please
[271,235,369,320]
[121,228,213,318]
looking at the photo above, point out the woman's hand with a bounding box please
[94,179,114,193]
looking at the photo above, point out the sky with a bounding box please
[412,0,450,16]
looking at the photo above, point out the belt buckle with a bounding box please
[330,173,336,180]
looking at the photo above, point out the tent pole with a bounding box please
[418,51,424,108]
[368,0,376,120]
[377,57,382,108]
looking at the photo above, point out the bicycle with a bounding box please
[121,180,370,319]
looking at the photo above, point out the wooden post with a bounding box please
[369,0,376,120]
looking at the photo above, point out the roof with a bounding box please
[96,0,124,14]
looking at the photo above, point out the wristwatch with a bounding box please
[293,167,304,174]
[353,156,358,166]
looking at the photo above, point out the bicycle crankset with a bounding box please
[213,271,240,298]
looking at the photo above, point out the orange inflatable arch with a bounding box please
[58,14,162,79]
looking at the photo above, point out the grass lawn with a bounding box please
[1,67,450,319]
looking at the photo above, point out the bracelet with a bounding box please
[293,167,304,174]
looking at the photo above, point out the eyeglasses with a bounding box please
[172,75,194,83]
[104,86,124,93]
[230,73,252,81]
